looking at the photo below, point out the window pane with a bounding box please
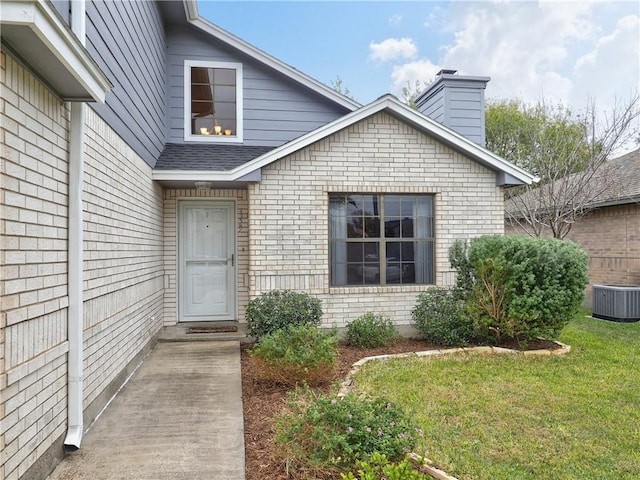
[215,68,236,85]
[386,262,402,284]
[400,196,415,216]
[346,242,364,261]
[402,263,416,283]
[386,241,433,285]
[348,195,378,216]
[363,217,380,238]
[384,195,401,216]
[386,242,401,262]
[190,66,237,136]
[329,194,433,287]
[416,196,433,216]
[215,85,236,102]
[385,217,402,238]
[401,218,414,238]
[347,217,365,238]
[330,240,347,285]
[414,241,434,284]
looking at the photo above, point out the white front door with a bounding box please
[179,201,235,321]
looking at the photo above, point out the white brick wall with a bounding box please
[1,50,71,480]
[248,112,505,327]
[81,108,164,409]
[1,50,165,480]
[163,189,250,324]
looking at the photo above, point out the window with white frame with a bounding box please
[329,194,435,286]
[184,60,243,142]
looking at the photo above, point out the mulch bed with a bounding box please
[241,338,561,479]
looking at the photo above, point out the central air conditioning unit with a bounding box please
[592,285,640,322]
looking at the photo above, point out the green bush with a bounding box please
[462,235,588,344]
[345,313,400,348]
[341,452,431,480]
[412,287,476,347]
[245,289,322,339]
[275,390,422,475]
[249,324,338,386]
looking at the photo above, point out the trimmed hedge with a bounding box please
[245,289,322,339]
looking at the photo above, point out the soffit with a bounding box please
[0,0,111,102]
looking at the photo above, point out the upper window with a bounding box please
[329,194,435,286]
[184,60,243,142]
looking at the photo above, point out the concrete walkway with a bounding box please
[48,340,245,480]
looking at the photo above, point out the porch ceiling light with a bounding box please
[195,181,213,191]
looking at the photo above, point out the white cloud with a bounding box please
[437,1,595,104]
[423,6,447,30]
[388,14,402,27]
[369,38,418,63]
[390,60,441,94]
[573,14,640,104]
[389,0,639,116]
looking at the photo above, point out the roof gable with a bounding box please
[180,1,360,112]
[153,94,538,187]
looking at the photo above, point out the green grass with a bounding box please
[352,312,640,479]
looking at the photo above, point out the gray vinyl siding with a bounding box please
[444,88,486,146]
[166,25,349,146]
[51,0,70,25]
[85,0,166,167]
[420,94,445,126]
[418,82,487,147]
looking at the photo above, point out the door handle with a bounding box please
[231,254,235,267]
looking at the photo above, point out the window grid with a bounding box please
[329,194,435,286]
[184,60,243,143]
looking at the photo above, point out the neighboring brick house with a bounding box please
[506,149,640,307]
[0,1,535,479]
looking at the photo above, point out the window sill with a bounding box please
[328,284,435,295]
[184,135,243,144]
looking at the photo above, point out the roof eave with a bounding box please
[0,0,112,102]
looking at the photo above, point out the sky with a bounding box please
[197,0,640,144]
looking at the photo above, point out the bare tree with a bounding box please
[499,95,640,239]
[328,75,355,101]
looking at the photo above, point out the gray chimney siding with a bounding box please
[416,71,490,147]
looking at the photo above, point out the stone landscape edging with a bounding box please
[337,340,572,480]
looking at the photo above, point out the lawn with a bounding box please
[352,312,640,480]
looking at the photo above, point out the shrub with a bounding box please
[449,239,473,299]
[412,288,476,347]
[345,313,400,348]
[249,324,338,386]
[245,289,322,339]
[341,452,431,480]
[275,390,422,475]
[462,235,589,344]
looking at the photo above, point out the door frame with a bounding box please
[177,199,237,322]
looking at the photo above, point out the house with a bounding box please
[0,1,536,478]
[506,148,640,307]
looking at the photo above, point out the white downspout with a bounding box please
[64,0,86,451]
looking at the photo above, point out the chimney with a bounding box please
[415,69,490,147]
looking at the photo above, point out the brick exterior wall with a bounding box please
[1,50,164,480]
[1,51,71,480]
[162,189,249,324]
[248,112,506,327]
[508,203,640,307]
[82,108,165,408]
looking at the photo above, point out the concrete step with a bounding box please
[158,322,253,343]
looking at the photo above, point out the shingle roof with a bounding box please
[505,148,640,214]
[594,148,640,204]
[155,144,275,171]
